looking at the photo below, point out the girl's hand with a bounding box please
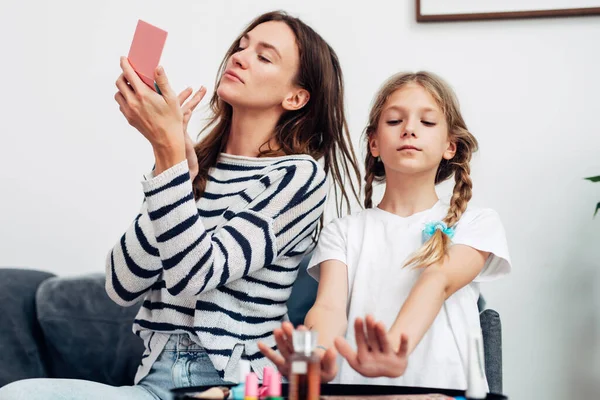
[177,86,207,182]
[114,57,185,171]
[335,315,409,378]
[258,321,339,382]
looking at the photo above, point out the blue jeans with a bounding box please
[0,334,228,400]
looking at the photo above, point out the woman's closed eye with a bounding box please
[234,46,271,63]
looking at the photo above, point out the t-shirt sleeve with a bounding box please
[307,217,348,282]
[452,208,511,282]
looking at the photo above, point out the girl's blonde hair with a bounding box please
[363,71,478,268]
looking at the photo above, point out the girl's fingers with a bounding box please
[274,327,293,359]
[354,318,369,356]
[375,322,391,353]
[334,336,359,369]
[258,341,287,371]
[397,333,409,358]
[365,315,380,352]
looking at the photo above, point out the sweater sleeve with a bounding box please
[105,200,163,306]
[108,158,327,302]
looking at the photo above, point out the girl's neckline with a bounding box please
[372,199,442,222]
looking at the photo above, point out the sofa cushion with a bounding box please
[0,268,55,387]
[286,254,318,326]
[36,274,144,386]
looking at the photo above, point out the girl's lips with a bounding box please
[397,145,421,151]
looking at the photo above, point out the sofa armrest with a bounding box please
[0,268,55,387]
[36,274,144,386]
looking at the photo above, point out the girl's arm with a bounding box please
[389,244,490,353]
[259,259,348,381]
[335,244,489,378]
[304,259,349,348]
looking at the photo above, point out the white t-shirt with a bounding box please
[307,200,511,390]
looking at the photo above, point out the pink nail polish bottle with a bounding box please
[266,371,284,400]
[244,372,259,400]
[259,366,274,399]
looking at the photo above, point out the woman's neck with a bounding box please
[377,168,439,217]
[224,107,283,157]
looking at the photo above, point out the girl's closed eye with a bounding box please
[421,120,436,126]
[386,120,403,126]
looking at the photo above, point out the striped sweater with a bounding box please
[105,153,328,383]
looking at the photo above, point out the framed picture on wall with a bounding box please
[416,0,600,22]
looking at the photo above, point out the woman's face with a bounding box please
[217,21,308,112]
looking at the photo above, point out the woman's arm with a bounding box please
[107,63,206,306]
[105,200,163,306]
[136,158,327,298]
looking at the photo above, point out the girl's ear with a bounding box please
[369,135,380,157]
[443,139,457,160]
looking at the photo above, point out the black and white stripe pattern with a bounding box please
[105,153,327,382]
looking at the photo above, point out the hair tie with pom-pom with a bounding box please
[422,221,455,243]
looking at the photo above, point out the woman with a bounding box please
[0,10,360,400]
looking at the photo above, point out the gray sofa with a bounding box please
[0,258,503,393]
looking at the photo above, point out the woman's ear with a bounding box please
[282,88,310,111]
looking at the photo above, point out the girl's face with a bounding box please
[370,83,456,177]
[217,21,309,113]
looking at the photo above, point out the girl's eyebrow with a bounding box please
[384,105,438,113]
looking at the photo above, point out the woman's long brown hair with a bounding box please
[192,11,361,220]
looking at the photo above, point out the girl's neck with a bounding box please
[224,106,283,157]
[377,169,439,217]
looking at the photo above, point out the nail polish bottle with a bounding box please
[265,371,283,400]
[244,372,258,400]
[466,330,487,399]
[288,330,320,400]
[231,359,251,400]
[259,366,274,399]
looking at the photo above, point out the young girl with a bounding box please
[0,11,360,400]
[260,71,511,391]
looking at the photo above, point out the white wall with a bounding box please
[1,0,599,399]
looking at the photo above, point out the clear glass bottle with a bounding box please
[288,330,321,400]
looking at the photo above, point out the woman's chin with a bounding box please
[219,86,248,108]
[216,84,233,101]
